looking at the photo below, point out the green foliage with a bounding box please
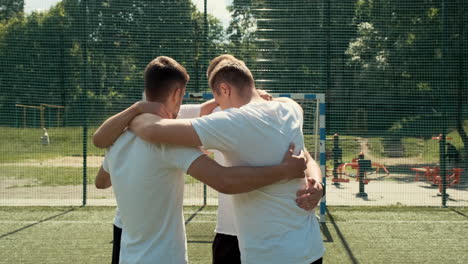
[0,0,467,145]
[0,0,227,126]
[367,137,385,157]
[345,0,467,134]
[0,0,23,21]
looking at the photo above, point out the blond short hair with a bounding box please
[207,55,254,94]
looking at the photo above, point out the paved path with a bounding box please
[1,181,467,207]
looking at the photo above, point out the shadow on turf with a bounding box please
[450,208,468,218]
[0,207,76,239]
[185,205,212,244]
[326,208,359,264]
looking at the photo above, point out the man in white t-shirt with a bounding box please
[94,103,216,264]
[93,56,307,264]
[123,55,325,264]
[94,169,123,264]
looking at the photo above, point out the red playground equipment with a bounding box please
[411,134,463,197]
[412,167,463,193]
[329,155,389,184]
[329,134,390,184]
[337,157,389,181]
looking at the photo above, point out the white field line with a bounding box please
[0,220,217,224]
[1,220,467,224]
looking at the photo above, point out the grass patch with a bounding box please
[0,126,104,163]
[0,206,467,264]
[0,166,98,186]
[367,137,385,158]
[0,165,200,187]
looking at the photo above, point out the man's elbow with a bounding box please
[215,179,241,195]
[93,132,108,149]
[215,184,235,195]
[95,181,107,189]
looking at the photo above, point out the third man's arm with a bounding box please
[95,166,112,189]
[93,101,171,148]
[304,149,322,186]
[130,113,202,147]
[295,149,324,211]
[187,144,306,194]
[199,99,219,116]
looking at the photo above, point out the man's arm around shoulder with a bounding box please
[186,144,306,194]
[130,113,202,147]
[93,101,172,148]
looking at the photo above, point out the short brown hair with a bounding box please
[208,55,254,94]
[144,56,189,101]
[206,54,237,79]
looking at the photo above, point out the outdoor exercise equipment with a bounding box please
[331,134,349,184]
[15,104,45,128]
[356,152,374,197]
[40,104,65,127]
[329,135,390,186]
[411,134,463,201]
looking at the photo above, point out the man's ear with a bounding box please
[171,86,183,104]
[220,83,231,97]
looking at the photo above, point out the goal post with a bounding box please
[183,92,327,222]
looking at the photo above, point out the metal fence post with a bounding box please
[439,134,448,207]
[81,0,89,207]
[357,152,367,198]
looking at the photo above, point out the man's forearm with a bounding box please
[200,99,218,116]
[215,164,288,194]
[188,154,304,195]
[130,114,202,147]
[305,149,322,184]
[93,104,140,148]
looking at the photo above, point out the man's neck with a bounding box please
[233,89,263,108]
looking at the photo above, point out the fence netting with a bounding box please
[0,0,467,207]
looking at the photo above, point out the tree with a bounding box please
[0,0,23,22]
[346,0,467,135]
[0,0,227,126]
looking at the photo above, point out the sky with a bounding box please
[24,0,232,28]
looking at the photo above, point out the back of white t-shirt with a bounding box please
[103,131,202,264]
[191,100,324,264]
[178,105,237,236]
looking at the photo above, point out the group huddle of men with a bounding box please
[93,54,325,264]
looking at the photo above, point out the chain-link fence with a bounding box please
[0,0,467,207]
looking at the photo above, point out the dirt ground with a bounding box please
[1,179,467,207]
[0,156,103,168]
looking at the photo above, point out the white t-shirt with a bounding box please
[180,105,230,234]
[113,208,123,229]
[178,105,237,236]
[177,104,201,119]
[111,104,203,231]
[191,100,325,264]
[210,109,237,236]
[103,131,202,264]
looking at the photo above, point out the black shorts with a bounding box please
[312,257,323,264]
[212,233,241,264]
[212,232,323,264]
[112,225,122,264]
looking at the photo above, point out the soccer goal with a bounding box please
[183,92,327,222]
